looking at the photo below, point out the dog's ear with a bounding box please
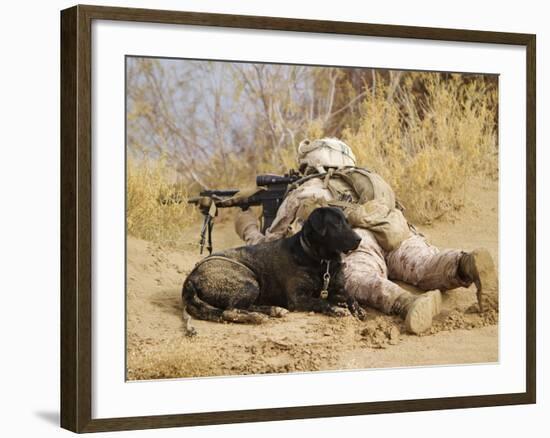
[309,209,327,237]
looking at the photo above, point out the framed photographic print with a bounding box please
[60,4,536,433]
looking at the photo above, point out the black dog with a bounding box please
[182,207,366,335]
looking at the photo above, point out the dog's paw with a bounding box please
[327,306,351,317]
[271,307,289,318]
[222,309,267,324]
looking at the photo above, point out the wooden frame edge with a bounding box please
[77,3,534,44]
[80,392,532,433]
[61,4,78,432]
[61,5,93,432]
[525,33,536,405]
[60,4,537,433]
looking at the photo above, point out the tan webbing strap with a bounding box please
[196,255,253,272]
[182,255,257,304]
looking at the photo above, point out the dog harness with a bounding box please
[184,255,256,286]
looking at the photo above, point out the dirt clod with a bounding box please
[361,317,402,349]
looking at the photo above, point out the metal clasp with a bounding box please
[320,260,331,299]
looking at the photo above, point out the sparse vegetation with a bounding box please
[127,157,197,243]
[126,59,498,241]
[343,72,498,223]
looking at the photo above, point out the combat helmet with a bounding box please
[297,138,356,174]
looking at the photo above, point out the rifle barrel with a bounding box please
[200,189,239,197]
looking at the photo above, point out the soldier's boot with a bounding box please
[458,248,498,312]
[392,290,442,335]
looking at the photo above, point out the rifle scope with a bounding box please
[256,174,298,187]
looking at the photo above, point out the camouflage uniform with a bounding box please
[239,177,470,314]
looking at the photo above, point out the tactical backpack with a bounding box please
[290,166,412,252]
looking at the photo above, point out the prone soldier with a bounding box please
[233,138,498,334]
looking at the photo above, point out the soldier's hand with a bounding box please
[234,209,260,241]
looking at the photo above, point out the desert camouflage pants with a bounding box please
[343,228,471,314]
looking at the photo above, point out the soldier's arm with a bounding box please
[236,178,333,245]
[235,188,302,245]
[262,178,334,242]
[261,193,302,242]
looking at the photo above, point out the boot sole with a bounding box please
[405,290,442,335]
[471,248,498,312]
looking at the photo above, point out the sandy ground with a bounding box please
[126,177,499,380]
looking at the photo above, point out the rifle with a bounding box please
[188,171,300,254]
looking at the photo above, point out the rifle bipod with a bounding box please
[199,214,215,255]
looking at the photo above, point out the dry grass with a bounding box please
[127,71,498,241]
[343,72,498,223]
[127,157,197,243]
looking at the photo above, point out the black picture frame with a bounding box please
[60,4,536,433]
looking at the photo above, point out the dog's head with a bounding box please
[302,207,362,260]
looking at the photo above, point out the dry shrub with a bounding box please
[128,68,498,233]
[127,157,197,243]
[343,72,498,223]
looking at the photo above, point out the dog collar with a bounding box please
[299,234,320,261]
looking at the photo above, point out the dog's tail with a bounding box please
[182,280,267,325]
